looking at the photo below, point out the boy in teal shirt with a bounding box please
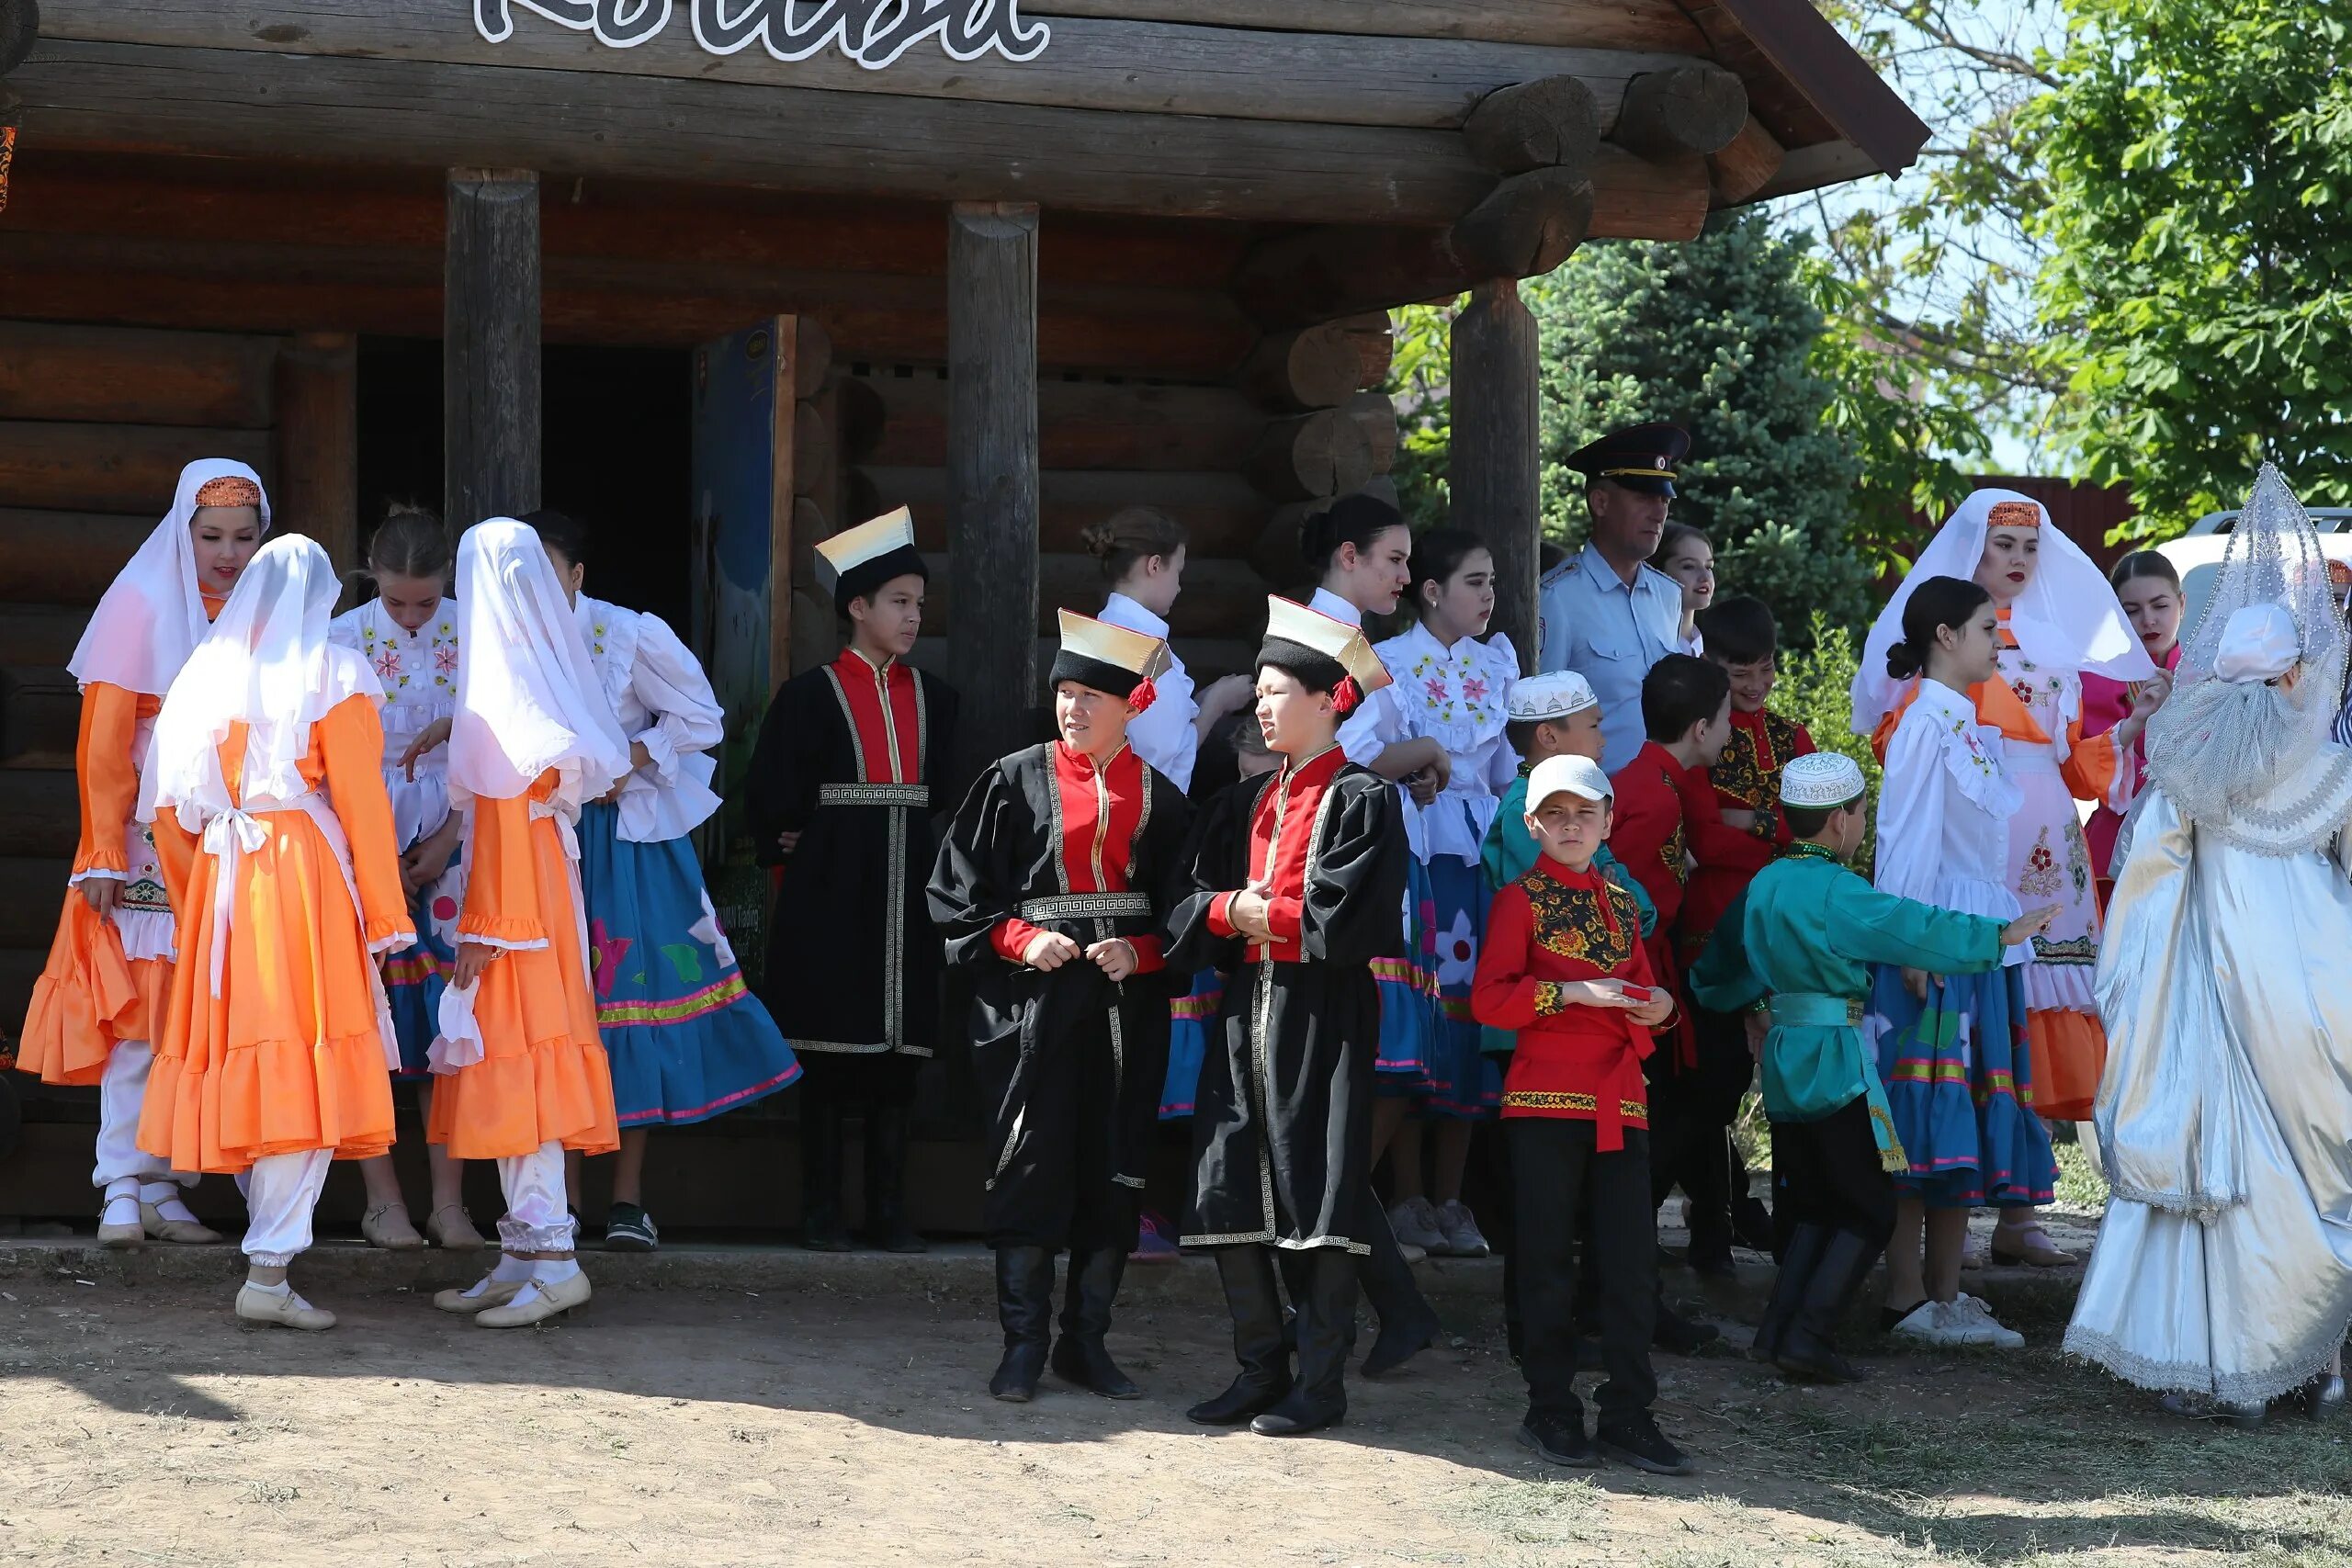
[1483,672,1654,948]
[1690,753,2054,1383]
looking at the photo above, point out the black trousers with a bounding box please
[985,1013,1138,1253]
[1770,1097,1896,1252]
[1647,1005,1756,1247]
[1513,1118,1657,1425]
[797,1048,925,1109]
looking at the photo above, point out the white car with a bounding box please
[2156,507,2352,630]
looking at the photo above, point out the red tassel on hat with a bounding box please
[1127,676,1158,716]
[1332,676,1363,716]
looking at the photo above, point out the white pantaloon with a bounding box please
[496,1141,576,1253]
[239,1149,334,1266]
[91,1041,198,1195]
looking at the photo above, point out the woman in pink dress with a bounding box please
[2081,552,2183,908]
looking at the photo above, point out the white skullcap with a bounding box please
[1780,751,1867,808]
[2214,602,2300,683]
[1527,753,1613,809]
[1508,671,1599,723]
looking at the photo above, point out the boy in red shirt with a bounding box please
[1474,754,1693,1477]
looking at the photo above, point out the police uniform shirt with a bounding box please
[1536,542,1683,774]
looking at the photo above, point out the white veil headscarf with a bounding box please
[449,518,630,807]
[1851,489,2154,734]
[139,534,381,830]
[70,457,275,697]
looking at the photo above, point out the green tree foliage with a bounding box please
[2026,0,2352,535]
[1771,614,1881,873]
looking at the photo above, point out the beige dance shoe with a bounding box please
[426,1204,488,1252]
[475,1269,592,1328]
[143,1202,224,1246]
[98,1198,144,1250]
[433,1275,526,1314]
[361,1203,425,1251]
[234,1283,337,1331]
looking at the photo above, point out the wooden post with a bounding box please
[443,168,541,536]
[946,201,1040,780]
[1451,279,1541,673]
[272,332,359,602]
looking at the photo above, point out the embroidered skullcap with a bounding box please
[1779,751,1867,808]
[2213,602,2301,684]
[1526,754,1612,809]
[1984,499,2041,530]
[194,475,264,509]
[1507,671,1599,723]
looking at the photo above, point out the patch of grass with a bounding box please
[1455,1475,1604,1550]
[2049,1140,2107,1216]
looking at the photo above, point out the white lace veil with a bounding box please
[2143,464,2351,835]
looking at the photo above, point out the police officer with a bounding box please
[1536,424,1690,773]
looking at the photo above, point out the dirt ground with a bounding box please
[2,1264,2346,1568]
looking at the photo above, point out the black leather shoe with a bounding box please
[799,1100,854,1252]
[864,1105,927,1253]
[1776,1228,1877,1385]
[988,1246,1055,1402]
[1193,1246,1292,1425]
[1362,1303,1441,1378]
[1187,1372,1290,1426]
[1597,1413,1695,1476]
[1516,1414,1600,1467]
[1250,1386,1346,1437]
[1051,1248,1141,1399]
[1252,1248,1355,1435]
[1752,1224,1830,1366]
[1357,1201,1438,1377]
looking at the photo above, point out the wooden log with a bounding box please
[870,467,1269,558]
[36,2,1703,131]
[1451,166,1593,281]
[0,771,77,858]
[1030,1,1707,51]
[0,321,278,429]
[0,421,271,515]
[1235,322,1364,412]
[920,553,1271,639]
[1449,280,1541,671]
[443,169,541,534]
[946,201,1041,780]
[1708,115,1786,206]
[1245,411,1373,502]
[0,670,77,773]
[1345,390,1400,476]
[12,40,1500,227]
[1252,499,1331,592]
[0,607,84,668]
[0,856,72,946]
[1612,62,1748,159]
[0,0,34,78]
[792,402,835,502]
[865,375,1272,474]
[794,317,833,402]
[0,509,154,604]
[1463,75,1600,176]
[836,376,888,468]
[1587,147,1709,240]
[1359,475,1402,510]
[272,333,359,598]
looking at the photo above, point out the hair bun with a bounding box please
[1296,506,1336,568]
[1884,641,1923,681]
[1078,519,1118,559]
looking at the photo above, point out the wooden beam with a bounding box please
[0,0,34,77]
[919,552,1271,638]
[1708,115,1786,206]
[272,333,360,600]
[11,40,1495,226]
[946,201,1040,780]
[871,467,1270,558]
[1236,322,1364,412]
[0,321,279,429]
[36,2,1704,132]
[1450,166,1594,280]
[0,509,152,605]
[1031,0,1709,51]
[1449,280,1541,671]
[1244,410,1373,502]
[443,168,541,533]
[1344,390,1400,477]
[1463,75,1600,175]
[1340,313,1396,391]
[1612,62,1748,159]
[864,375,1272,474]
[0,421,272,514]
[0,771,76,859]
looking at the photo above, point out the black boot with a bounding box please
[1751,1224,1830,1365]
[1776,1229,1878,1384]
[1189,1247,1292,1425]
[989,1246,1056,1402]
[1252,1248,1356,1436]
[864,1104,926,1253]
[798,1099,852,1252]
[1359,1197,1441,1376]
[1051,1248,1141,1399]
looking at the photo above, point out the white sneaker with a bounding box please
[1389,1196,1449,1254]
[1952,1293,2026,1349]
[1434,1200,1491,1258]
[1888,1300,1948,1345]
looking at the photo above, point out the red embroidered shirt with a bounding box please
[1203,744,1346,964]
[830,647,924,785]
[988,741,1166,974]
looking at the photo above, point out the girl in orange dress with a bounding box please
[427,517,629,1329]
[136,533,413,1330]
[18,458,269,1249]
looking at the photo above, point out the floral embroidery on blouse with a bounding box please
[356,609,459,693]
[1402,637,1508,732]
[1521,870,1638,971]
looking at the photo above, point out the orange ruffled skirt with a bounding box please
[427,813,619,1161]
[19,894,173,1085]
[2025,1007,2106,1125]
[137,810,399,1173]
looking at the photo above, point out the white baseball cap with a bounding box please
[1527,753,1613,809]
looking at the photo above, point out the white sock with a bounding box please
[492,1254,535,1283]
[245,1280,292,1298]
[532,1258,581,1285]
[141,1182,200,1223]
[102,1192,141,1227]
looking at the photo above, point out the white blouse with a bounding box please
[577,594,724,843]
[1097,591,1199,791]
[1359,622,1520,863]
[329,595,459,852]
[1872,676,2030,964]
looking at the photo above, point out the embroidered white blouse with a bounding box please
[329,595,459,852]
[576,594,725,843]
[1872,676,2030,964]
[1354,622,1520,863]
[1097,591,1200,791]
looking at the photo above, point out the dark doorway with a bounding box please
[356,338,694,629]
